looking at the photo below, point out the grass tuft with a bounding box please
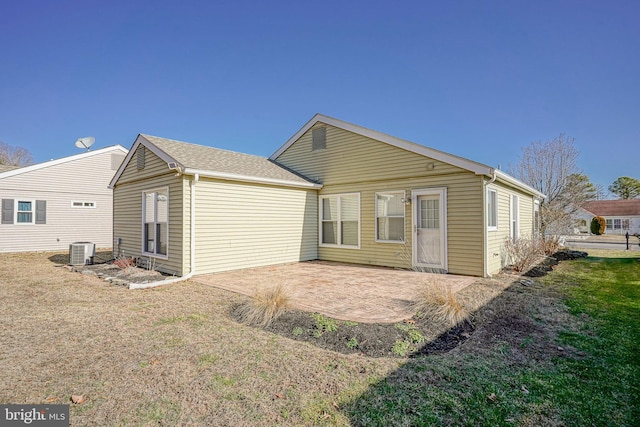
[235,284,290,327]
[412,279,467,327]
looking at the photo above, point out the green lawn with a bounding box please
[344,250,640,426]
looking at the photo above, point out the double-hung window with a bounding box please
[143,189,168,256]
[17,200,34,224]
[376,192,405,242]
[1,199,46,225]
[487,188,498,231]
[320,193,360,247]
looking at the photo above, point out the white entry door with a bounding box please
[412,188,447,271]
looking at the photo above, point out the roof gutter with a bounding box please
[493,170,546,200]
[183,168,323,189]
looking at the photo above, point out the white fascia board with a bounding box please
[183,168,323,189]
[108,134,181,188]
[494,170,546,199]
[0,145,128,181]
[270,113,494,176]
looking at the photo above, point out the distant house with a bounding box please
[577,199,640,235]
[109,114,544,278]
[0,145,128,252]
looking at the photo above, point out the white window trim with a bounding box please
[319,193,361,249]
[375,191,406,243]
[15,199,35,225]
[533,199,540,235]
[487,188,498,231]
[71,201,96,208]
[510,194,520,240]
[411,187,448,271]
[141,187,169,259]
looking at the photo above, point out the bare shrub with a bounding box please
[412,280,467,327]
[540,235,561,255]
[503,237,544,272]
[114,256,136,269]
[236,284,290,327]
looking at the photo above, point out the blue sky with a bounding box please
[1,0,638,191]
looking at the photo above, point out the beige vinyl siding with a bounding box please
[486,182,536,275]
[317,174,484,276]
[275,123,467,185]
[113,149,186,276]
[192,178,317,274]
[275,123,486,276]
[117,145,171,185]
[0,149,122,252]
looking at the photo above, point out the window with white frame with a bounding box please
[1,199,46,225]
[605,218,630,231]
[72,201,96,208]
[376,192,405,242]
[320,193,360,247]
[143,189,168,256]
[487,189,498,230]
[510,194,519,240]
[17,200,34,223]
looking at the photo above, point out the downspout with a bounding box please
[129,173,199,289]
[483,170,498,278]
[189,173,199,276]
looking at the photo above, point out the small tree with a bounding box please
[608,176,640,199]
[509,134,594,235]
[590,216,606,235]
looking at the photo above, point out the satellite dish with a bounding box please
[75,136,95,151]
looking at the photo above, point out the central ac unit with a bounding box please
[69,242,96,265]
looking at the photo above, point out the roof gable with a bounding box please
[110,134,321,189]
[581,199,640,216]
[271,114,494,175]
[271,114,545,199]
[0,145,128,180]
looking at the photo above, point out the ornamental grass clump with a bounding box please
[412,280,467,327]
[236,284,290,327]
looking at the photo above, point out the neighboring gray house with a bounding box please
[0,145,128,252]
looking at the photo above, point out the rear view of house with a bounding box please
[110,114,544,278]
[0,145,128,252]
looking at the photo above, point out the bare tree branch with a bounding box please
[0,141,34,166]
[509,134,593,235]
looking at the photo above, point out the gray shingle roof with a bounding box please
[140,134,315,185]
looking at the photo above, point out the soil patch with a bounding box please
[231,306,476,358]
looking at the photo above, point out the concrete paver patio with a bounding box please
[192,261,477,324]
